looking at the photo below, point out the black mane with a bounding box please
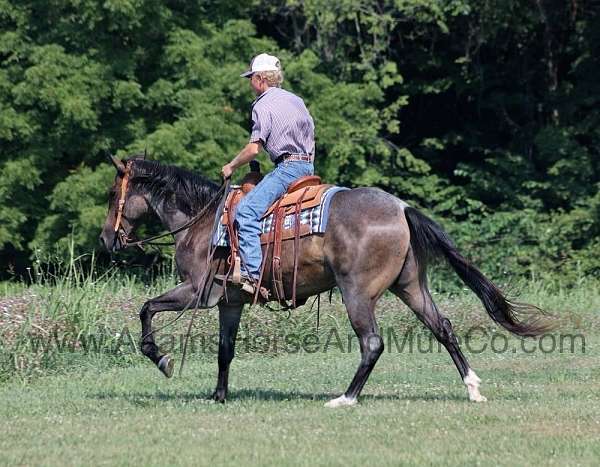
[129,158,220,216]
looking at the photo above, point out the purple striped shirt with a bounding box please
[249,87,315,162]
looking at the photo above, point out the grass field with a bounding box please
[1,273,599,466]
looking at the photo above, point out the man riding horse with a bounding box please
[100,54,553,406]
[220,53,315,295]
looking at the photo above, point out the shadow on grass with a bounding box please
[92,387,468,405]
[228,388,467,403]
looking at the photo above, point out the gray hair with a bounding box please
[256,69,284,87]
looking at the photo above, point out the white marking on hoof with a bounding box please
[464,369,487,402]
[324,395,358,408]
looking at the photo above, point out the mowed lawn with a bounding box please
[1,333,599,466]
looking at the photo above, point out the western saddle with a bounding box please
[220,164,331,307]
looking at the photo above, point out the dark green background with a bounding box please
[1,0,598,283]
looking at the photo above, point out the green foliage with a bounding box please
[0,157,41,248]
[0,0,598,283]
[31,165,115,257]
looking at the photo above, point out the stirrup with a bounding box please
[214,256,242,284]
[240,277,270,300]
[240,278,256,295]
[213,271,260,287]
[232,255,242,284]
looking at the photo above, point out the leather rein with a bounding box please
[112,160,228,250]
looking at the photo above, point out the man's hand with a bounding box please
[222,142,261,179]
[221,163,234,179]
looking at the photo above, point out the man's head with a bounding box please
[241,53,284,95]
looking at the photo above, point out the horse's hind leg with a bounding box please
[322,190,409,407]
[325,288,384,408]
[390,249,486,402]
[139,280,196,377]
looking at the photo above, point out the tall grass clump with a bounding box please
[0,240,179,381]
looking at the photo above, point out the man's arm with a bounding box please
[221,142,261,179]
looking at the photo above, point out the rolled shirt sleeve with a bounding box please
[249,107,271,145]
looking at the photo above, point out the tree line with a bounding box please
[1,0,598,283]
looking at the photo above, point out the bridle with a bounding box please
[113,160,135,248]
[111,159,229,250]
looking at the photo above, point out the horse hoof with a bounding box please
[324,395,358,408]
[469,394,487,403]
[157,355,174,378]
[211,390,226,403]
[464,369,486,402]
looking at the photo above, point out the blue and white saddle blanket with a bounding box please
[213,186,349,247]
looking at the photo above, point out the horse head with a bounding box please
[99,155,152,252]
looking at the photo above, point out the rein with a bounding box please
[113,161,228,250]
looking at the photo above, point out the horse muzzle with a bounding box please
[99,229,124,252]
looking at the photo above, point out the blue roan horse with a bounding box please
[100,156,552,407]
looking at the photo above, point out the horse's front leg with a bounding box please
[212,302,243,403]
[139,280,196,377]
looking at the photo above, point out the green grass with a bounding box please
[1,274,599,465]
[1,339,599,466]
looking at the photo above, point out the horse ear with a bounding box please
[108,155,126,174]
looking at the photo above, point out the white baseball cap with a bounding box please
[240,53,281,78]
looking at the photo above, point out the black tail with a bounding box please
[404,207,554,337]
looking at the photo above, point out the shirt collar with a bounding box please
[252,86,277,105]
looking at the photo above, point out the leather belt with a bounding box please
[274,153,314,165]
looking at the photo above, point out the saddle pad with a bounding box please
[213,186,349,247]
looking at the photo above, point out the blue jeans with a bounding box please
[235,161,314,279]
